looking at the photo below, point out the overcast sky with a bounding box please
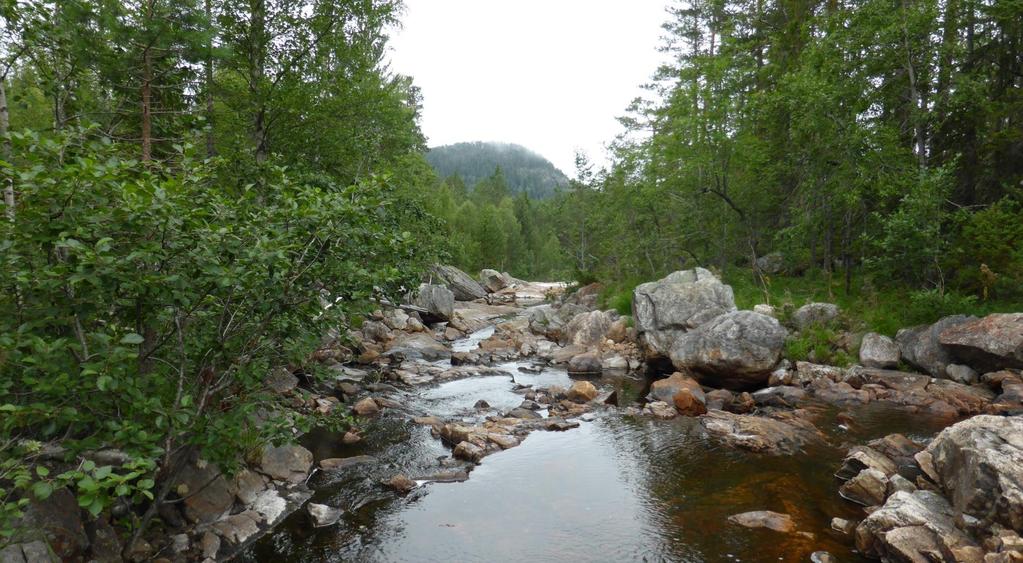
[387,1,670,175]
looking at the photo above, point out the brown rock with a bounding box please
[258,444,313,483]
[453,441,485,463]
[352,397,380,416]
[566,380,599,403]
[728,510,796,533]
[382,474,416,493]
[672,388,708,416]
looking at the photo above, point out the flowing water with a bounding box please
[242,326,952,563]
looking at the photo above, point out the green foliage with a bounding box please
[784,326,856,368]
[0,129,434,536]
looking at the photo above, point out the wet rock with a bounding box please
[860,332,901,369]
[924,415,1023,531]
[648,372,705,403]
[840,468,889,506]
[939,313,1023,372]
[413,283,455,323]
[947,363,980,385]
[320,455,376,471]
[672,388,707,416]
[567,352,602,376]
[855,490,978,560]
[545,419,580,431]
[430,264,487,301]
[728,510,796,533]
[792,302,840,330]
[836,446,898,481]
[812,381,870,405]
[172,462,236,524]
[487,433,520,449]
[810,551,838,563]
[924,378,996,415]
[453,441,485,463]
[307,503,343,528]
[868,434,925,473]
[751,386,805,408]
[669,311,788,389]
[383,474,417,493]
[700,410,823,454]
[342,431,362,445]
[258,444,313,483]
[16,488,88,560]
[633,268,737,360]
[508,407,541,419]
[385,332,450,362]
[352,397,380,416]
[566,380,599,403]
[896,314,976,378]
[729,392,756,414]
[831,517,857,535]
[982,370,1023,391]
[643,401,678,419]
[989,383,1023,416]
[418,469,470,483]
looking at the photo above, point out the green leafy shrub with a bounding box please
[0,130,433,536]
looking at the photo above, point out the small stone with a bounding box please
[473,399,491,409]
[831,517,857,535]
[840,468,889,506]
[171,534,190,554]
[810,552,838,563]
[320,455,376,471]
[307,503,344,528]
[352,397,379,416]
[201,532,220,560]
[453,441,485,463]
[383,474,416,493]
[342,431,362,445]
[566,380,599,403]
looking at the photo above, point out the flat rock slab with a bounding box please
[728,510,796,533]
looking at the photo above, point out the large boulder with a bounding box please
[855,490,979,561]
[429,264,487,301]
[669,311,787,389]
[172,461,238,523]
[527,303,586,341]
[755,252,785,275]
[647,372,705,403]
[938,313,1023,372]
[632,268,736,359]
[922,415,1023,532]
[791,303,840,330]
[384,332,450,362]
[896,314,975,378]
[859,332,901,369]
[14,488,88,560]
[413,283,454,323]
[479,269,512,293]
[563,310,617,347]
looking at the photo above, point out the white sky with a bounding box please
[387,1,671,175]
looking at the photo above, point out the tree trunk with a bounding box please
[1,79,13,221]
[205,0,215,158]
[249,0,268,163]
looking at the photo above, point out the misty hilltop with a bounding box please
[426,142,569,199]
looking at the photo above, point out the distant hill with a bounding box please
[426,142,569,199]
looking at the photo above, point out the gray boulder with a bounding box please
[923,415,1023,532]
[755,252,785,275]
[791,302,839,330]
[939,313,1023,372]
[854,490,978,561]
[430,264,487,301]
[563,310,617,348]
[859,332,900,369]
[632,268,736,359]
[384,332,450,362]
[479,269,512,293]
[307,503,343,528]
[669,311,787,389]
[172,461,237,523]
[413,283,454,323]
[567,352,602,376]
[896,314,975,378]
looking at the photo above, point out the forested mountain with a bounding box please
[426,142,569,199]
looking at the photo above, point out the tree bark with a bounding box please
[0,79,13,221]
[205,0,215,158]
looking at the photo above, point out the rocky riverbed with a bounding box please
[6,266,1020,562]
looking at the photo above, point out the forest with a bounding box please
[1,0,1022,559]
